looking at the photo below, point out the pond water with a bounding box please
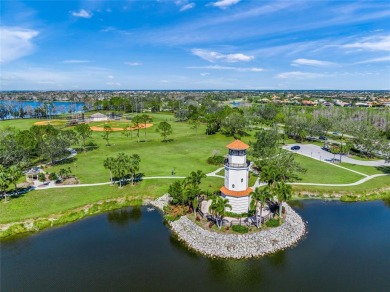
[1,200,390,291]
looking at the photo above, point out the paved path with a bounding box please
[284,144,387,167]
[206,167,224,178]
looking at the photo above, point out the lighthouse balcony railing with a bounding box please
[224,159,250,168]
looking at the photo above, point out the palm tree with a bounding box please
[132,115,142,143]
[130,154,141,185]
[115,152,129,188]
[250,186,271,228]
[274,181,292,222]
[209,196,232,229]
[215,196,232,229]
[103,157,116,185]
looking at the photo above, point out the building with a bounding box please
[89,112,108,121]
[220,140,252,214]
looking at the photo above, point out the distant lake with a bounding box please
[0,100,85,119]
[1,200,390,291]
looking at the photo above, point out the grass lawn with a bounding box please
[0,176,223,224]
[48,113,238,183]
[0,118,42,130]
[293,154,364,184]
[338,163,388,176]
[292,175,390,195]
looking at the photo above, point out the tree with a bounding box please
[189,116,201,136]
[168,180,186,205]
[156,121,173,142]
[104,157,116,184]
[274,181,292,222]
[132,115,142,142]
[250,127,279,159]
[221,112,247,138]
[250,187,271,228]
[114,152,128,187]
[140,114,152,141]
[209,196,232,229]
[75,123,92,151]
[255,151,306,186]
[129,154,141,185]
[102,124,112,146]
[8,165,22,193]
[0,165,9,199]
[122,123,133,141]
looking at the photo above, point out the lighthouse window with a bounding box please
[241,178,243,182]
[232,184,235,188]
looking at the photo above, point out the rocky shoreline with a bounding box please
[151,196,306,259]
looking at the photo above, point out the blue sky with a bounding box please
[1,0,389,90]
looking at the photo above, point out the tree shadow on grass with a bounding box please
[162,139,174,143]
[375,166,390,174]
[52,157,77,166]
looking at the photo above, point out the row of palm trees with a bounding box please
[103,153,141,187]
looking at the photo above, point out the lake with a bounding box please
[0,100,85,119]
[1,200,390,291]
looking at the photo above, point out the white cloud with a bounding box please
[180,3,195,12]
[188,65,263,72]
[71,9,93,19]
[342,35,390,51]
[106,82,121,86]
[200,72,210,76]
[355,56,390,64]
[276,71,324,79]
[62,60,91,63]
[211,0,241,9]
[124,62,142,66]
[107,75,114,79]
[192,49,254,63]
[0,26,39,63]
[291,58,336,67]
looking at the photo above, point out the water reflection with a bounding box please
[266,250,286,267]
[288,200,305,209]
[382,198,390,209]
[107,206,142,227]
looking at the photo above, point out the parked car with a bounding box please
[332,131,339,135]
[291,145,301,150]
[319,136,328,140]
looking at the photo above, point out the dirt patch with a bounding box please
[33,120,66,126]
[90,123,153,132]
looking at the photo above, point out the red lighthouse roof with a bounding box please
[226,140,249,150]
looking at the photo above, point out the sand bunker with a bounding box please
[90,123,153,132]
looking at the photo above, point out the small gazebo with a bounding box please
[26,167,40,182]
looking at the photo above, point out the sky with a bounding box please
[0,0,389,90]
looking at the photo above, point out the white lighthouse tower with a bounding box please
[220,140,252,214]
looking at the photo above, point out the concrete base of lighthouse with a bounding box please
[220,186,252,214]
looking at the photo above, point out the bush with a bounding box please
[207,155,225,165]
[48,172,58,180]
[38,172,46,182]
[164,204,187,221]
[225,211,248,218]
[232,225,249,234]
[266,218,280,228]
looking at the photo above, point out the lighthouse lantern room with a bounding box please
[220,140,252,214]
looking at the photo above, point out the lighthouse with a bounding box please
[220,140,252,214]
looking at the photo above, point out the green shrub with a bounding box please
[266,218,280,228]
[225,211,248,218]
[34,219,51,230]
[232,225,249,234]
[48,172,58,180]
[207,155,225,165]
